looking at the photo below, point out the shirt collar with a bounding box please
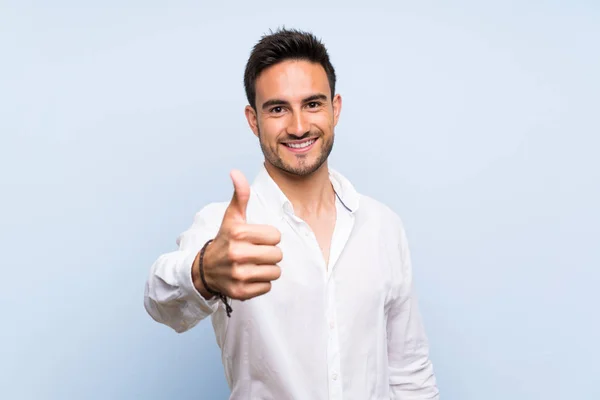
[251,164,360,218]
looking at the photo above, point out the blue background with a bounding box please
[1,1,599,399]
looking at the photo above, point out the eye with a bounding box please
[307,101,321,108]
[270,106,284,114]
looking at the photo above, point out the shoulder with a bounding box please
[358,194,405,228]
[358,195,413,279]
[329,167,403,226]
[175,201,228,247]
[192,201,229,227]
[357,194,410,245]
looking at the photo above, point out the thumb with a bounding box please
[227,169,250,221]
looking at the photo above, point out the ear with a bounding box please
[245,105,260,138]
[332,94,342,127]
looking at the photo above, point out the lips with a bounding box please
[281,137,318,154]
[282,138,316,149]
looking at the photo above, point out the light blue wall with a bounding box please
[1,1,598,399]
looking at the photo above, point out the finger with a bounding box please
[229,243,283,265]
[235,264,282,283]
[239,282,273,300]
[230,224,281,245]
[227,169,250,221]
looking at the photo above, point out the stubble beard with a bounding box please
[258,128,334,177]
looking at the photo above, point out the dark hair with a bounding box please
[244,28,336,110]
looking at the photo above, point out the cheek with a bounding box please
[259,119,285,141]
[311,113,333,132]
[258,121,280,143]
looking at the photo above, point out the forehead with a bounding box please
[255,59,330,102]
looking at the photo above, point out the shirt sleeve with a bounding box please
[143,202,226,333]
[387,219,440,399]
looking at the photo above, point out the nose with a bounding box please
[286,110,310,137]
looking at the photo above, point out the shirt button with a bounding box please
[329,321,334,329]
[332,372,338,380]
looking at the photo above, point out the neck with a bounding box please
[264,161,335,217]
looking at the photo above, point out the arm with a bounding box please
[387,221,439,399]
[143,203,225,333]
[144,170,283,333]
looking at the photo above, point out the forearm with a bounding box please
[388,218,439,399]
[144,203,225,332]
[144,249,219,333]
[387,293,439,399]
[389,354,438,399]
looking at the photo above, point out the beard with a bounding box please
[258,127,334,177]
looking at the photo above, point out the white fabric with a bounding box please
[144,165,439,399]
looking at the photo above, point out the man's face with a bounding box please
[245,60,342,177]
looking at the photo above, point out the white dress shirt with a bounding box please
[144,166,439,400]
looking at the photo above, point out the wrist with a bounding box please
[192,244,215,300]
[193,239,233,317]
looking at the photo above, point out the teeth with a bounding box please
[286,139,315,149]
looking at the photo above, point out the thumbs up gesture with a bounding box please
[197,170,283,301]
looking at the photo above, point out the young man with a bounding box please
[144,28,439,399]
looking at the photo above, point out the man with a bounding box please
[144,28,439,399]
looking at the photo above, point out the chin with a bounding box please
[281,160,325,177]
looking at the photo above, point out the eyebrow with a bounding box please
[261,93,328,111]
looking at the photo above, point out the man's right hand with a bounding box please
[193,169,283,301]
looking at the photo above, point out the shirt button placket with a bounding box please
[327,277,343,399]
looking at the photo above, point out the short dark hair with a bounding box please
[244,28,336,110]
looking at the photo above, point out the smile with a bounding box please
[282,138,318,153]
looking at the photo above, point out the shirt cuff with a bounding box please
[177,249,221,317]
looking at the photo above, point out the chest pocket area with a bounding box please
[333,226,393,330]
